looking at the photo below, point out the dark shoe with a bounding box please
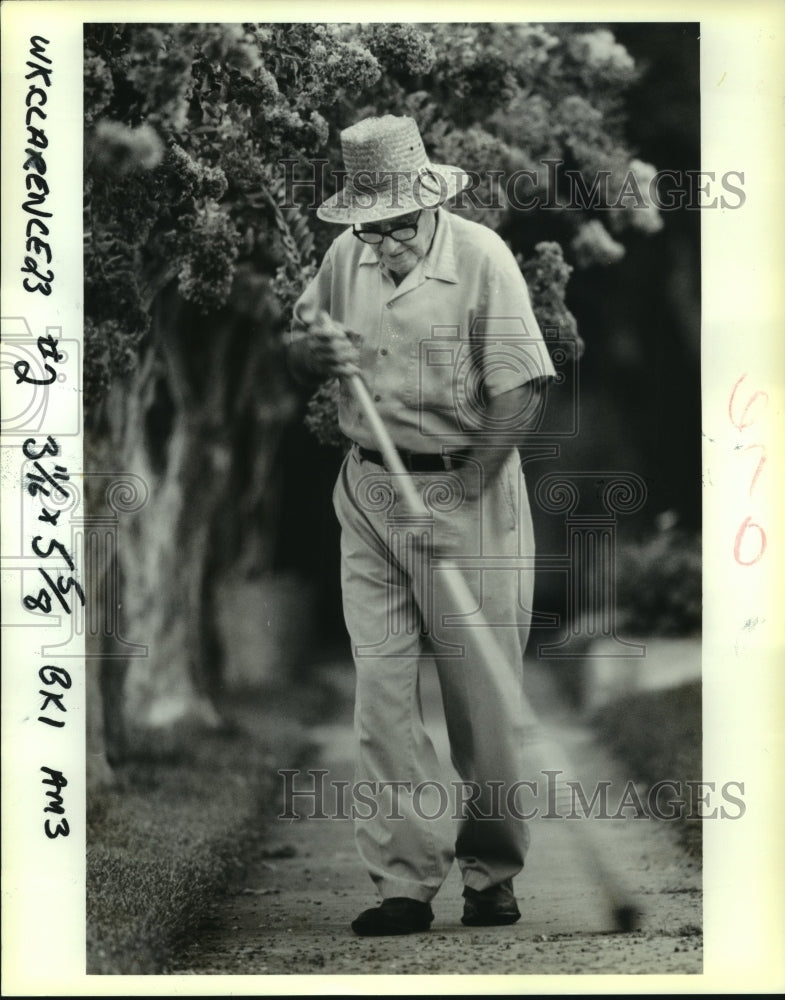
[462,878,521,926]
[351,897,434,936]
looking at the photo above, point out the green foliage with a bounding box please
[615,514,702,636]
[86,700,284,973]
[519,242,579,340]
[304,379,345,450]
[84,22,659,439]
[571,219,625,267]
[84,22,383,414]
[592,680,702,855]
[176,200,240,312]
[359,23,436,79]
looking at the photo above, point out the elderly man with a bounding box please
[288,115,556,936]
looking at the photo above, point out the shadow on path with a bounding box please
[169,659,702,977]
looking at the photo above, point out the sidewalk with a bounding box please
[169,660,702,977]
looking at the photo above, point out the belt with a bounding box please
[357,445,468,473]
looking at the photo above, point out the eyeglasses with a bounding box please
[352,211,422,245]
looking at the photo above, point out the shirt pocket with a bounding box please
[404,336,477,423]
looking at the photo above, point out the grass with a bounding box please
[86,688,314,974]
[86,661,701,974]
[590,680,702,855]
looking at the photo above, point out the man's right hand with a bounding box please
[288,309,361,381]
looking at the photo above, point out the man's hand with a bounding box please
[288,307,361,382]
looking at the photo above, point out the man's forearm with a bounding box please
[458,380,546,495]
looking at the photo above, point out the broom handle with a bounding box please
[304,308,642,928]
[298,305,429,516]
[346,373,431,513]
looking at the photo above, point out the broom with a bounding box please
[301,305,642,932]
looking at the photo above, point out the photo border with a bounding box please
[2,0,783,994]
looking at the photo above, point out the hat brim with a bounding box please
[317,164,471,224]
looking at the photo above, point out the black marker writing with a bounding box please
[21,36,54,294]
[41,767,69,839]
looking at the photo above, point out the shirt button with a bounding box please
[386,302,393,309]
[380,348,388,356]
[374,394,381,402]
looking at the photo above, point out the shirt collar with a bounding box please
[358,241,379,266]
[421,208,458,284]
[357,208,459,284]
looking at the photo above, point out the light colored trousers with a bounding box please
[333,444,536,903]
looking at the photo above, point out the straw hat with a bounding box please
[317,115,470,224]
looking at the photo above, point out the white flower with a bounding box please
[514,24,559,70]
[92,120,164,174]
[571,220,626,267]
[570,30,635,75]
[626,159,664,233]
[629,158,657,188]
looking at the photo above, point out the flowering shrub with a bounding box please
[567,29,637,87]
[615,514,702,636]
[359,23,436,78]
[84,22,660,440]
[428,24,518,112]
[519,242,579,341]
[555,95,614,170]
[176,201,240,312]
[84,52,115,126]
[80,22,676,747]
[84,23,369,413]
[510,24,560,81]
[84,317,145,406]
[305,380,345,449]
[622,159,664,234]
[571,220,626,268]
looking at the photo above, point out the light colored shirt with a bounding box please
[293,207,557,452]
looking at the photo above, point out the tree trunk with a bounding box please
[86,270,294,778]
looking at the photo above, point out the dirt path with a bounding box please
[169,662,702,977]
